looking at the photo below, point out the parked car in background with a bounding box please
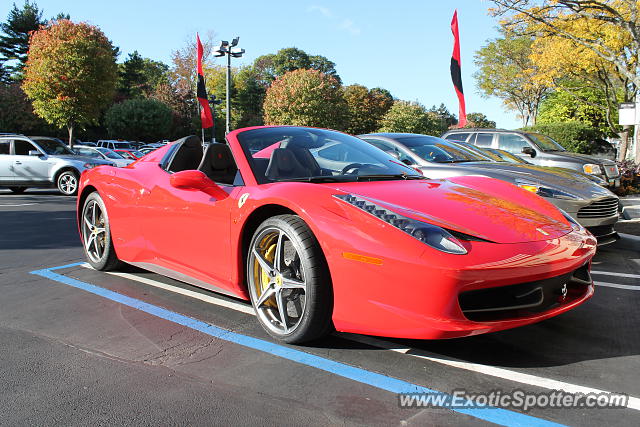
[114,149,145,160]
[96,140,134,151]
[359,133,620,245]
[441,129,621,187]
[74,141,97,147]
[457,144,610,187]
[73,146,133,167]
[139,144,164,154]
[0,134,113,195]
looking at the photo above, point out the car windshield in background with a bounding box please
[455,142,502,162]
[237,127,421,184]
[528,133,566,152]
[74,148,101,158]
[31,138,74,155]
[484,148,530,164]
[394,136,488,163]
[97,147,125,159]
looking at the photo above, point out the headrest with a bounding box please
[204,143,234,169]
[174,135,202,149]
[282,133,322,149]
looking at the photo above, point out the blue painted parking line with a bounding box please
[31,263,564,427]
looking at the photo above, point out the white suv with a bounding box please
[96,140,133,150]
[0,135,113,195]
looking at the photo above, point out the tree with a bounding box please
[22,20,118,146]
[0,82,52,133]
[105,98,172,141]
[253,47,340,86]
[489,0,640,160]
[378,101,441,135]
[150,82,196,139]
[118,50,169,99]
[263,69,348,130]
[0,1,45,79]
[474,31,549,126]
[465,112,496,128]
[429,103,458,133]
[343,84,394,135]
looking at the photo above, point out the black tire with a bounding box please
[57,170,79,196]
[8,187,27,194]
[80,192,122,271]
[247,214,332,344]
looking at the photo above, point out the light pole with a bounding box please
[208,94,222,142]
[213,37,245,134]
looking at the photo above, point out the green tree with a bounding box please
[343,84,394,135]
[465,112,496,128]
[118,50,169,99]
[105,98,172,141]
[0,1,45,79]
[0,82,52,133]
[22,20,118,146]
[522,121,601,154]
[474,31,549,126]
[150,82,196,139]
[253,47,339,86]
[428,103,458,134]
[263,69,348,130]
[378,101,440,135]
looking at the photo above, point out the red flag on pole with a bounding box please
[450,10,467,128]
[196,33,213,129]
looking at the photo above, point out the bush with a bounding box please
[521,122,602,154]
[378,101,441,135]
[105,98,172,141]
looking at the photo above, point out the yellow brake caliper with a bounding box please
[254,235,277,307]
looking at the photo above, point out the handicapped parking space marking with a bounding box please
[32,262,565,427]
[77,262,640,412]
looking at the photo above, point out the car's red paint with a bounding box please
[78,126,597,340]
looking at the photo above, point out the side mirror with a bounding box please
[29,150,43,157]
[521,146,536,157]
[169,170,228,199]
[401,158,413,166]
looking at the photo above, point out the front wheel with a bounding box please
[57,170,79,196]
[247,215,332,344]
[81,192,122,271]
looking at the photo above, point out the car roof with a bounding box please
[444,128,528,134]
[359,132,431,139]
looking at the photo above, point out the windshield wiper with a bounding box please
[354,174,426,181]
[437,159,475,163]
[275,176,353,183]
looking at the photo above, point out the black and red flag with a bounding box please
[196,33,213,129]
[450,10,467,128]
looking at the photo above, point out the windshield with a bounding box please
[455,142,502,162]
[31,138,74,155]
[394,136,489,163]
[74,147,101,158]
[237,127,421,183]
[528,133,565,152]
[97,147,125,159]
[485,148,530,164]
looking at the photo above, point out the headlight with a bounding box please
[583,164,603,175]
[83,163,98,169]
[516,180,579,200]
[334,194,468,254]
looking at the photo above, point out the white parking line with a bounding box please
[595,281,640,290]
[592,270,640,279]
[0,203,36,207]
[77,263,640,411]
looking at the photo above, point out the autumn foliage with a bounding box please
[22,19,117,144]
[263,69,348,130]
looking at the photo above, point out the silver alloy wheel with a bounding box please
[81,199,107,263]
[58,172,78,195]
[248,227,307,336]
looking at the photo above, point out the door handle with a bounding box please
[14,161,22,165]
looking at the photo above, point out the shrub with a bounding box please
[521,121,602,154]
[105,98,172,141]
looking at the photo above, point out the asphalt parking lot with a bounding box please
[1,189,639,426]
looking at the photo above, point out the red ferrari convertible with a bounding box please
[77,126,596,343]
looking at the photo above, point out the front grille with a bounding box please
[577,197,619,218]
[459,264,591,322]
[603,164,620,179]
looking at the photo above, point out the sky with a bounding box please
[1,0,521,129]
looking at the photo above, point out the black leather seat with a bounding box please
[197,143,238,185]
[168,135,203,172]
[265,148,311,180]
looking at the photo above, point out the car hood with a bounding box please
[54,155,112,165]
[421,162,614,200]
[330,178,573,244]
[541,150,616,165]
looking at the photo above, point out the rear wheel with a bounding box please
[8,187,27,194]
[81,192,122,271]
[57,170,79,196]
[247,215,332,344]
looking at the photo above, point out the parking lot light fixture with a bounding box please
[213,37,244,134]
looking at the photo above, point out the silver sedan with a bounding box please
[359,133,620,245]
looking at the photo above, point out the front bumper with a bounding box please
[329,228,597,340]
[549,196,619,244]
